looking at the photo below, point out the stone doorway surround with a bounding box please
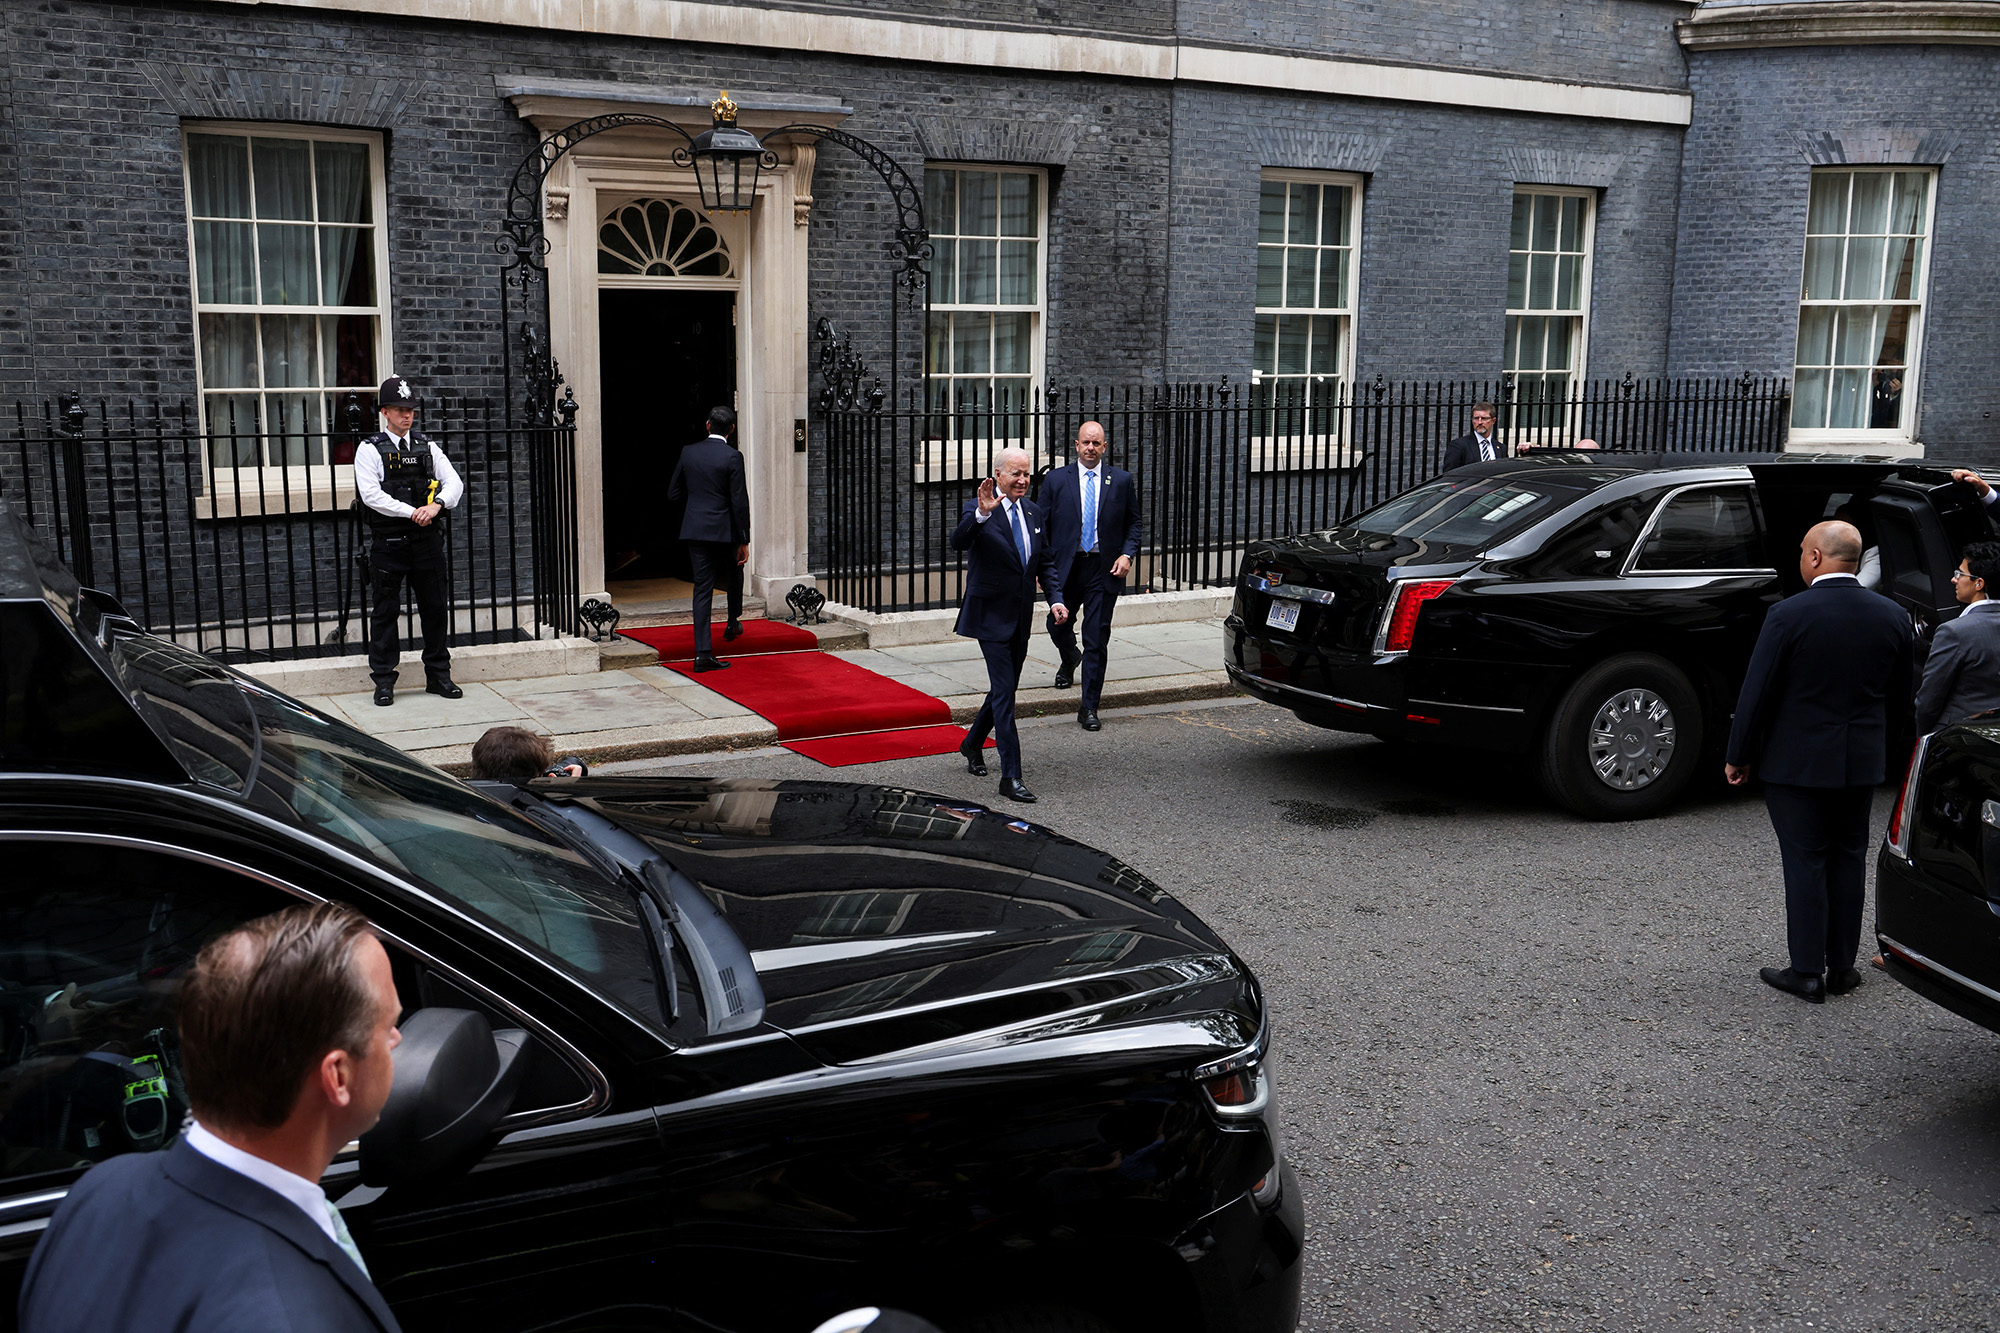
[501,78,852,607]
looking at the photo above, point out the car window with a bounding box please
[241,689,663,1027]
[1515,492,1664,580]
[1633,487,1764,572]
[0,840,294,1190]
[1351,476,1578,550]
[107,635,259,792]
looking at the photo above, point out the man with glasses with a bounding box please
[1441,403,1504,471]
[1917,541,2000,734]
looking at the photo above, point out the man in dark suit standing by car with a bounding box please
[1916,540,2000,733]
[1038,420,1143,731]
[952,447,1068,803]
[667,406,750,673]
[20,902,405,1332]
[1725,519,1914,1004]
[1440,402,1503,471]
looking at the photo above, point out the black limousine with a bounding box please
[1877,719,2000,1035]
[0,499,1302,1333]
[1227,452,1989,819]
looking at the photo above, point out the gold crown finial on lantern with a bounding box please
[711,90,739,124]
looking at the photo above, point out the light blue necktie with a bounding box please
[326,1200,370,1278]
[1008,501,1029,565]
[1082,470,1098,554]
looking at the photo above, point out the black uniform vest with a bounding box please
[364,433,440,540]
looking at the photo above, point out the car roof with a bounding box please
[1453,448,1933,488]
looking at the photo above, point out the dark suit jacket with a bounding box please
[1037,462,1143,592]
[667,435,750,544]
[20,1137,401,1332]
[1725,577,1915,787]
[1441,433,1504,471]
[1915,603,2000,733]
[950,497,1064,642]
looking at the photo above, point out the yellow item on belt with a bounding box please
[423,479,440,507]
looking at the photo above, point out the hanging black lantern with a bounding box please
[686,91,771,214]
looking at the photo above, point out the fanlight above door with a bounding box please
[598,198,734,277]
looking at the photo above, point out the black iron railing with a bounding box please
[819,373,1791,613]
[2,395,580,663]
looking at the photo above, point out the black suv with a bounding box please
[1226,452,1990,819]
[0,501,1302,1333]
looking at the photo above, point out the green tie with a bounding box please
[326,1200,371,1278]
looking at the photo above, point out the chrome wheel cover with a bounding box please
[1587,688,1676,791]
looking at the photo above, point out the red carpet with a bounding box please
[784,725,994,767]
[621,619,817,661]
[668,652,952,742]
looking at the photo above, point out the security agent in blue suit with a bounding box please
[1725,520,1914,1005]
[1038,420,1144,731]
[666,405,751,671]
[20,903,405,1332]
[951,448,1068,802]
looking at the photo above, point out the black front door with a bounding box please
[599,288,738,584]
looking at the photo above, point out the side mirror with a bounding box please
[359,1007,528,1188]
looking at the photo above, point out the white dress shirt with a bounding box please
[354,433,465,521]
[1809,571,1860,586]
[185,1121,341,1245]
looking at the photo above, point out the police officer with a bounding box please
[356,375,463,707]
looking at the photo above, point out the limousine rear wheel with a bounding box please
[1541,653,1704,821]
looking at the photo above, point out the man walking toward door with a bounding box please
[667,406,750,673]
[1040,420,1143,731]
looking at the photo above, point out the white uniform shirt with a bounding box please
[354,434,465,521]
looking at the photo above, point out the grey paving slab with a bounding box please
[1099,654,1183,681]
[514,683,707,734]
[877,641,985,665]
[372,720,523,751]
[326,682,525,736]
[496,670,644,698]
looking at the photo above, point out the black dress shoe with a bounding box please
[1053,652,1082,690]
[691,654,730,672]
[1759,966,1825,1003]
[425,678,463,700]
[998,778,1037,803]
[1077,708,1101,732]
[1826,967,1863,996]
[958,739,988,777]
[724,620,745,641]
[373,683,394,707]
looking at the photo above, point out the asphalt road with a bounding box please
[624,699,2000,1332]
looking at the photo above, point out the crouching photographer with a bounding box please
[469,726,587,781]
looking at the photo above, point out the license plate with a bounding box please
[1265,600,1301,632]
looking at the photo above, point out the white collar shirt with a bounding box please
[1962,597,2000,613]
[1810,571,1860,586]
[185,1122,341,1245]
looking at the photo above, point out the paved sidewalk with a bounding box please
[302,617,1235,773]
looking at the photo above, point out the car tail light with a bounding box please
[1378,579,1456,654]
[1885,735,1928,859]
[1204,1071,1258,1107]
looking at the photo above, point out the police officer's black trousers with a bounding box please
[687,541,744,656]
[368,531,450,688]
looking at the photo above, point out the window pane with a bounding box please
[1555,255,1581,311]
[925,169,957,236]
[1258,181,1286,245]
[320,226,374,307]
[1324,185,1352,247]
[960,239,997,304]
[187,135,251,218]
[1256,245,1282,307]
[953,314,991,373]
[251,138,315,221]
[1509,193,1533,251]
[1878,304,1912,366]
[260,314,319,389]
[1872,369,1907,430]
[322,314,375,388]
[1254,313,1276,372]
[1514,316,1546,370]
[257,223,317,305]
[1531,195,1559,251]
[1806,172,1848,235]
[1504,315,1523,371]
[1801,237,1843,301]
[1308,315,1336,373]
[1507,252,1528,310]
[1844,236,1886,300]
[1885,236,1923,302]
[999,173,1037,237]
[1793,369,1830,429]
[1287,183,1317,247]
[1528,253,1555,310]
[314,142,372,225]
[1829,368,1869,429]
[1544,318,1574,370]
[999,240,1036,305]
[1636,489,1761,570]
[1559,197,1583,252]
[199,314,258,388]
[962,172,999,237]
[193,221,255,304]
[1834,306,1880,366]
[1796,306,1835,366]
[267,393,325,467]
[1276,317,1307,374]
[1891,171,1928,236]
[931,238,956,304]
[994,378,1032,413]
[926,313,950,374]
[993,312,1031,374]
[1284,248,1314,308]
[1320,249,1349,310]
[1849,172,1891,235]
[207,394,261,465]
